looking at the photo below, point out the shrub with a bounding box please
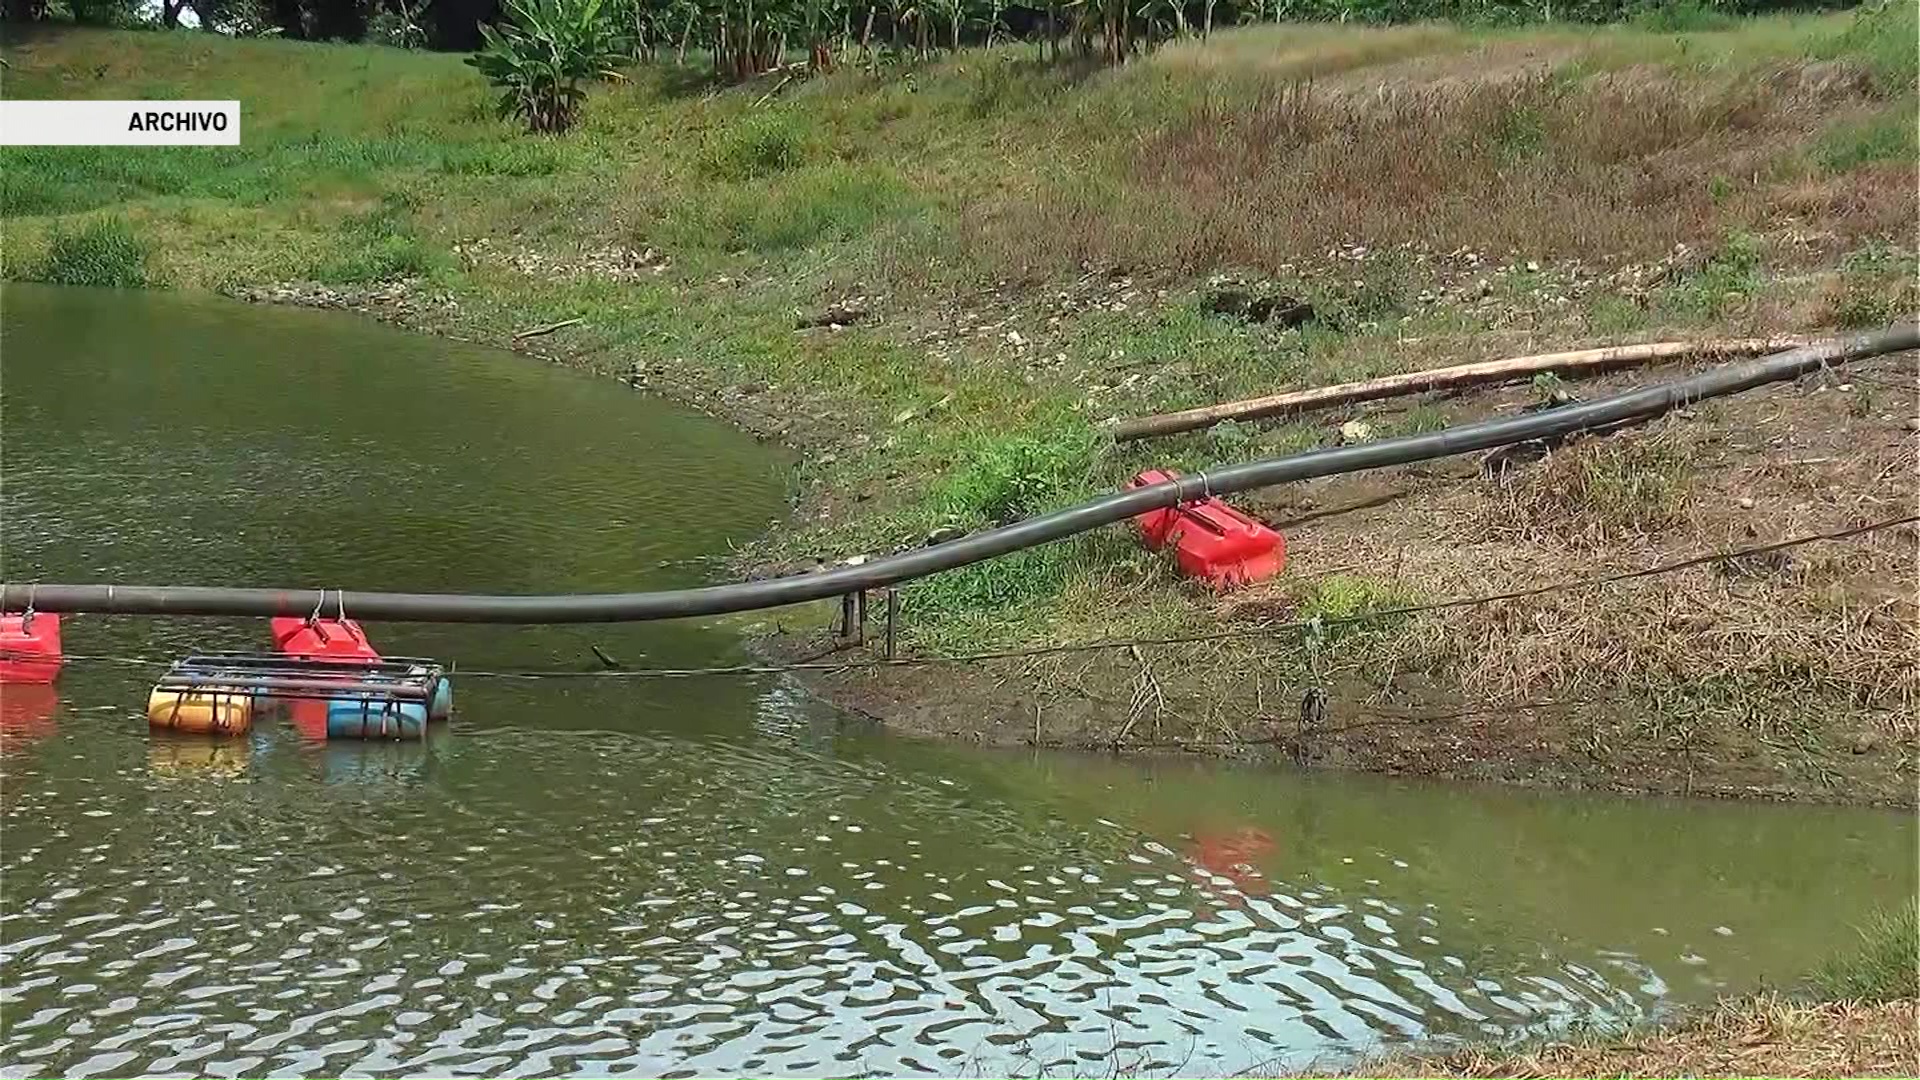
[467,0,627,134]
[34,217,150,288]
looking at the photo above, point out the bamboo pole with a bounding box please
[1109,337,1805,442]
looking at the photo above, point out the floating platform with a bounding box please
[150,652,450,740]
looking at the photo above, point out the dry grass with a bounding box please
[1322,996,1920,1078]
[961,61,1913,280]
[1475,430,1695,547]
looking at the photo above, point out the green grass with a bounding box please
[31,215,152,287]
[1828,243,1919,328]
[1813,0,1918,96]
[1660,231,1765,320]
[1809,903,1919,1003]
[1816,106,1919,172]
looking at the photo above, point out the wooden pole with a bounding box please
[1109,337,1804,442]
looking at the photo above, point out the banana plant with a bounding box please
[467,0,628,132]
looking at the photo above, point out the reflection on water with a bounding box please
[2,286,1915,1077]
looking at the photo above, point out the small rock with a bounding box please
[1525,260,1540,272]
[1339,419,1376,444]
[924,525,966,546]
[1904,417,1920,432]
[891,408,917,425]
[1736,496,1754,509]
[1853,734,1878,755]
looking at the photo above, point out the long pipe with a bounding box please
[5,324,1913,623]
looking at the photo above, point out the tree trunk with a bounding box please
[1110,337,1808,441]
[949,9,958,50]
[1202,0,1212,38]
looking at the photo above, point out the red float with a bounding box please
[1126,469,1285,588]
[0,612,63,684]
[270,617,380,662]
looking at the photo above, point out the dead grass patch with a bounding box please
[1320,995,1920,1078]
[961,67,1879,279]
[1475,429,1694,548]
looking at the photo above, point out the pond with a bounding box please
[1,283,1912,1077]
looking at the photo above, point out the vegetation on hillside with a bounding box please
[468,0,629,131]
[1,4,1914,797]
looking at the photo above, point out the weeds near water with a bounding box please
[1295,573,1419,643]
[934,420,1103,527]
[317,199,444,284]
[1810,903,1920,1003]
[33,216,151,288]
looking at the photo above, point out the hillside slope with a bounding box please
[3,9,1915,800]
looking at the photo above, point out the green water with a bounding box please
[0,283,1912,1077]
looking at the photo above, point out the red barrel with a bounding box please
[0,613,62,684]
[270,617,379,661]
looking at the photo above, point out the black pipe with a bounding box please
[5,325,1913,623]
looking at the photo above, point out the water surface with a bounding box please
[2,283,1913,1077]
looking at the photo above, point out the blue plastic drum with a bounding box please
[325,697,428,740]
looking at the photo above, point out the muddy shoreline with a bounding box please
[224,279,1918,809]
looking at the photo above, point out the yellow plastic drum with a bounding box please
[147,687,254,736]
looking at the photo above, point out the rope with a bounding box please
[31,514,1914,681]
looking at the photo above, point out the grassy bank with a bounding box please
[3,8,1916,800]
[1324,905,1918,1077]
